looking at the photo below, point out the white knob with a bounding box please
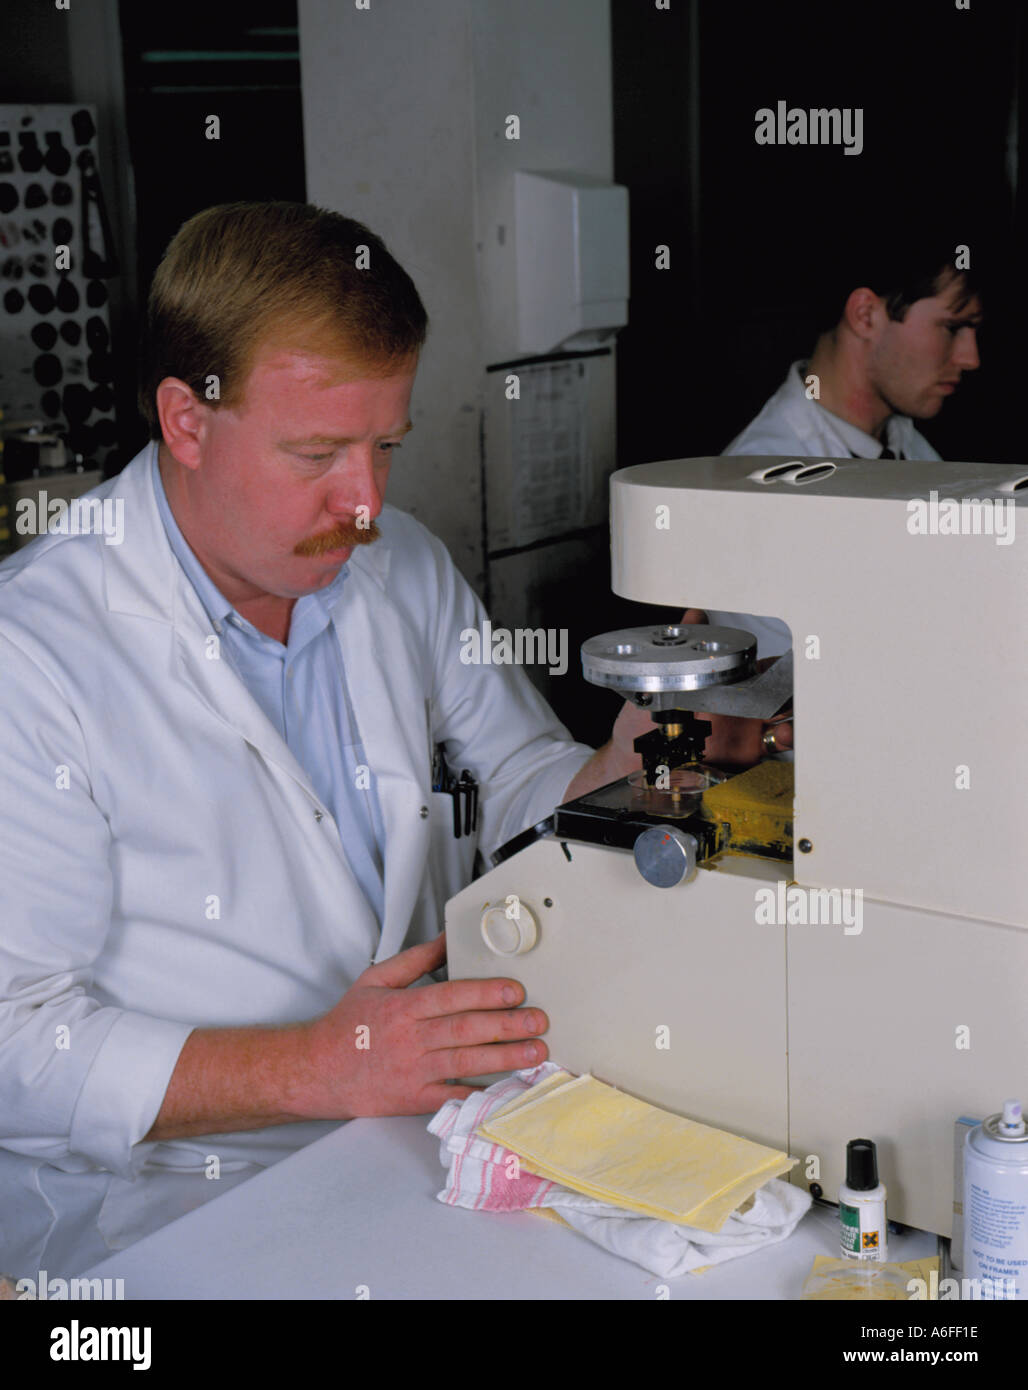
[480,902,539,956]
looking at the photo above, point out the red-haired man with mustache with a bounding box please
[0,202,647,1276]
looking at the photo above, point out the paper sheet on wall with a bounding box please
[509,360,590,548]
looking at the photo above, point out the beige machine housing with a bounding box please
[447,457,1028,1236]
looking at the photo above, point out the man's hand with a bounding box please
[692,703,793,767]
[674,608,793,768]
[296,934,547,1120]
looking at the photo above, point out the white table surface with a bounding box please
[81,1116,937,1299]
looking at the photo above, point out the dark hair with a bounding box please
[138,201,428,440]
[808,213,994,333]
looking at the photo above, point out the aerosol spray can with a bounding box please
[964,1099,1028,1300]
[839,1138,888,1261]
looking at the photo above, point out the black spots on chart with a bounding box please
[71,110,96,146]
[27,282,55,314]
[55,276,78,313]
[33,353,62,388]
[62,382,93,424]
[1,108,118,469]
[31,322,58,351]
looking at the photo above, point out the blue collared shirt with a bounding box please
[152,451,385,926]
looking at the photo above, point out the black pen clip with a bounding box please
[447,769,478,839]
[456,770,478,838]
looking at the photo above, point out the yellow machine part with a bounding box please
[700,758,794,860]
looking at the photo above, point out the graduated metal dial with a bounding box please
[581,624,756,694]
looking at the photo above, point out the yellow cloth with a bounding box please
[488,1068,577,1121]
[477,1072,795,1233]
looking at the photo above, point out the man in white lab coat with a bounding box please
[701,231,984,666]
[724,229,983,463]
[0,202,642,1279]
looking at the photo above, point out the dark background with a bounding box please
[613,0,1024,470]
[5,0,1021,472]
[2,0,1023,745]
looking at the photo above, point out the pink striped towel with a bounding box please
[427,1063,566,1211]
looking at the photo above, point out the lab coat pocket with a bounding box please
[414,791,478,942]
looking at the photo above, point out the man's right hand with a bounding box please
[679,609,793,767]
[295,933,548,1120]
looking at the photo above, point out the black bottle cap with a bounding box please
[846,1138,879,1190]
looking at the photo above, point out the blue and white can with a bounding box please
[964,1099,1028,1300]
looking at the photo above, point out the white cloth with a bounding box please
[0,444,593,1277]
[552,1180,812,1279]
[430,1067,812,1280]
[710,360,942,657]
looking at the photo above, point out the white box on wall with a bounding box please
[514,172,629,356]
[300,0,620,589]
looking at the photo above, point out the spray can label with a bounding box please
[965,1172,1028,1295]
[964,1108,1028,1299]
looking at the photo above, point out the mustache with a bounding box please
[293,518,381,557]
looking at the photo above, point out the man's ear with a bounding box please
[843,286,885,341]
[156,378,209,469]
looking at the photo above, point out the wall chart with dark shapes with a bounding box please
[0,104,119,472]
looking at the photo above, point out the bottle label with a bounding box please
[860,1225,884,1255]
[840,1201,861,1254]
[841,1200,886,1259]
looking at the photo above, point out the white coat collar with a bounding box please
[99,445,361,856]
[99,442,394,620]
[781,360,921,459]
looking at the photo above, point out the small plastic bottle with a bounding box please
[840,1138,888,1261]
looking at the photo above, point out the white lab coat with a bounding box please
[0,444,592,1276]
[711,361,943,656]
[723,359,943,461]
